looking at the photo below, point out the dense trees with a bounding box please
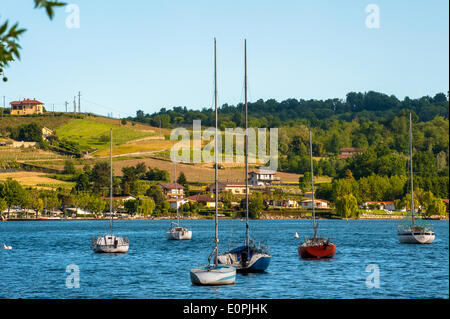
[130,91,448,131]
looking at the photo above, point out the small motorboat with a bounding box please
[3,243,12,250]
[166,222,192,240]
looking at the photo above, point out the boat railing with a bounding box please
[249,238,271,255]
[123,236,129,244]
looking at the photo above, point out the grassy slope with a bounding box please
[55,117,160,155]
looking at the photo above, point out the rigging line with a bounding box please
[81,98,134,117]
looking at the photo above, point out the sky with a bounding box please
[0,0,448,118]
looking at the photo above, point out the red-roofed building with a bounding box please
[339,147,364,159]
[187,194,219,208]
[10,99,44,115]
[206,181,248,195]
[159,183,185,198]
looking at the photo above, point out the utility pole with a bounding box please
[2,95,4,118]
[65,101,68,113]
[52,104,54,116]
[73,96,77,116]
[78,91,81,113]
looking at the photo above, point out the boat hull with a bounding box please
[166,228,192,240]
[298,243,336,259]
[397,231,435,244]
[190,265,236,285]
[217,246,271,272]
[93,245,129,253]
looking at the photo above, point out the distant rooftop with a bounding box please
[10,99,44,105]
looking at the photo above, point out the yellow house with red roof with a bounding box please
[10,99,44,115]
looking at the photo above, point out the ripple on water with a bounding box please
[0,219,448,298]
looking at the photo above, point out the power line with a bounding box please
[81,97,135,118]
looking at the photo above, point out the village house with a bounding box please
[10,99,44,115]
[159,183,185,198]
[248,169,278,186]
[167,198,190,209]
[186,194,218,208]
[42,127,54,141]
[206,181,248,195]
[269,199,299,208]
[300,199,330,209]
[339,147,364,159]
[362,201,396,211]
[302,191,314,198]
[101,195,136,202]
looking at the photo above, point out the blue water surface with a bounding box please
[0,219,448,298]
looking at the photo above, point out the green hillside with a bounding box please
[55,117,158,155]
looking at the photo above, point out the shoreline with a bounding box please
[2,216,448,221]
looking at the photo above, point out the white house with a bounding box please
[300,199,330,209]
[248,169,278,186]
[167,198,189,209]
[207,181,248,195]
[269,199,299,208]
[362,201,396,211]
[159,183,185,198]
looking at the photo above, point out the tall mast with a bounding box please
[174,161,179,226]
[214,38,219,265]
[409,113,415,225]
[309,128,318,238]
[244,39,249,247]
[109,128,113,234]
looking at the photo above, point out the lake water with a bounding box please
[0,219,448,299]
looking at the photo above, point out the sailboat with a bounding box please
[166,161,192,240]
[91,129,129,253]
[216,39,272,273]
[190,38,236,286]
[298,128,336,259]
[397,113,435,244]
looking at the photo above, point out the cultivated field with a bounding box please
[0,171,73,189]
[111,156,304,184]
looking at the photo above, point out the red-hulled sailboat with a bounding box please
[298,128,336,259]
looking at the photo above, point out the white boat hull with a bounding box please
[91,235,129,253]
[397,231,435,244]
[190,265,236,286]
[166,228,192,240]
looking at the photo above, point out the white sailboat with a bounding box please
[397,113,435,244]
[216,39,272,273]
[91,129,130,253]
[190,38,236,286]
[166,161,192,240]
